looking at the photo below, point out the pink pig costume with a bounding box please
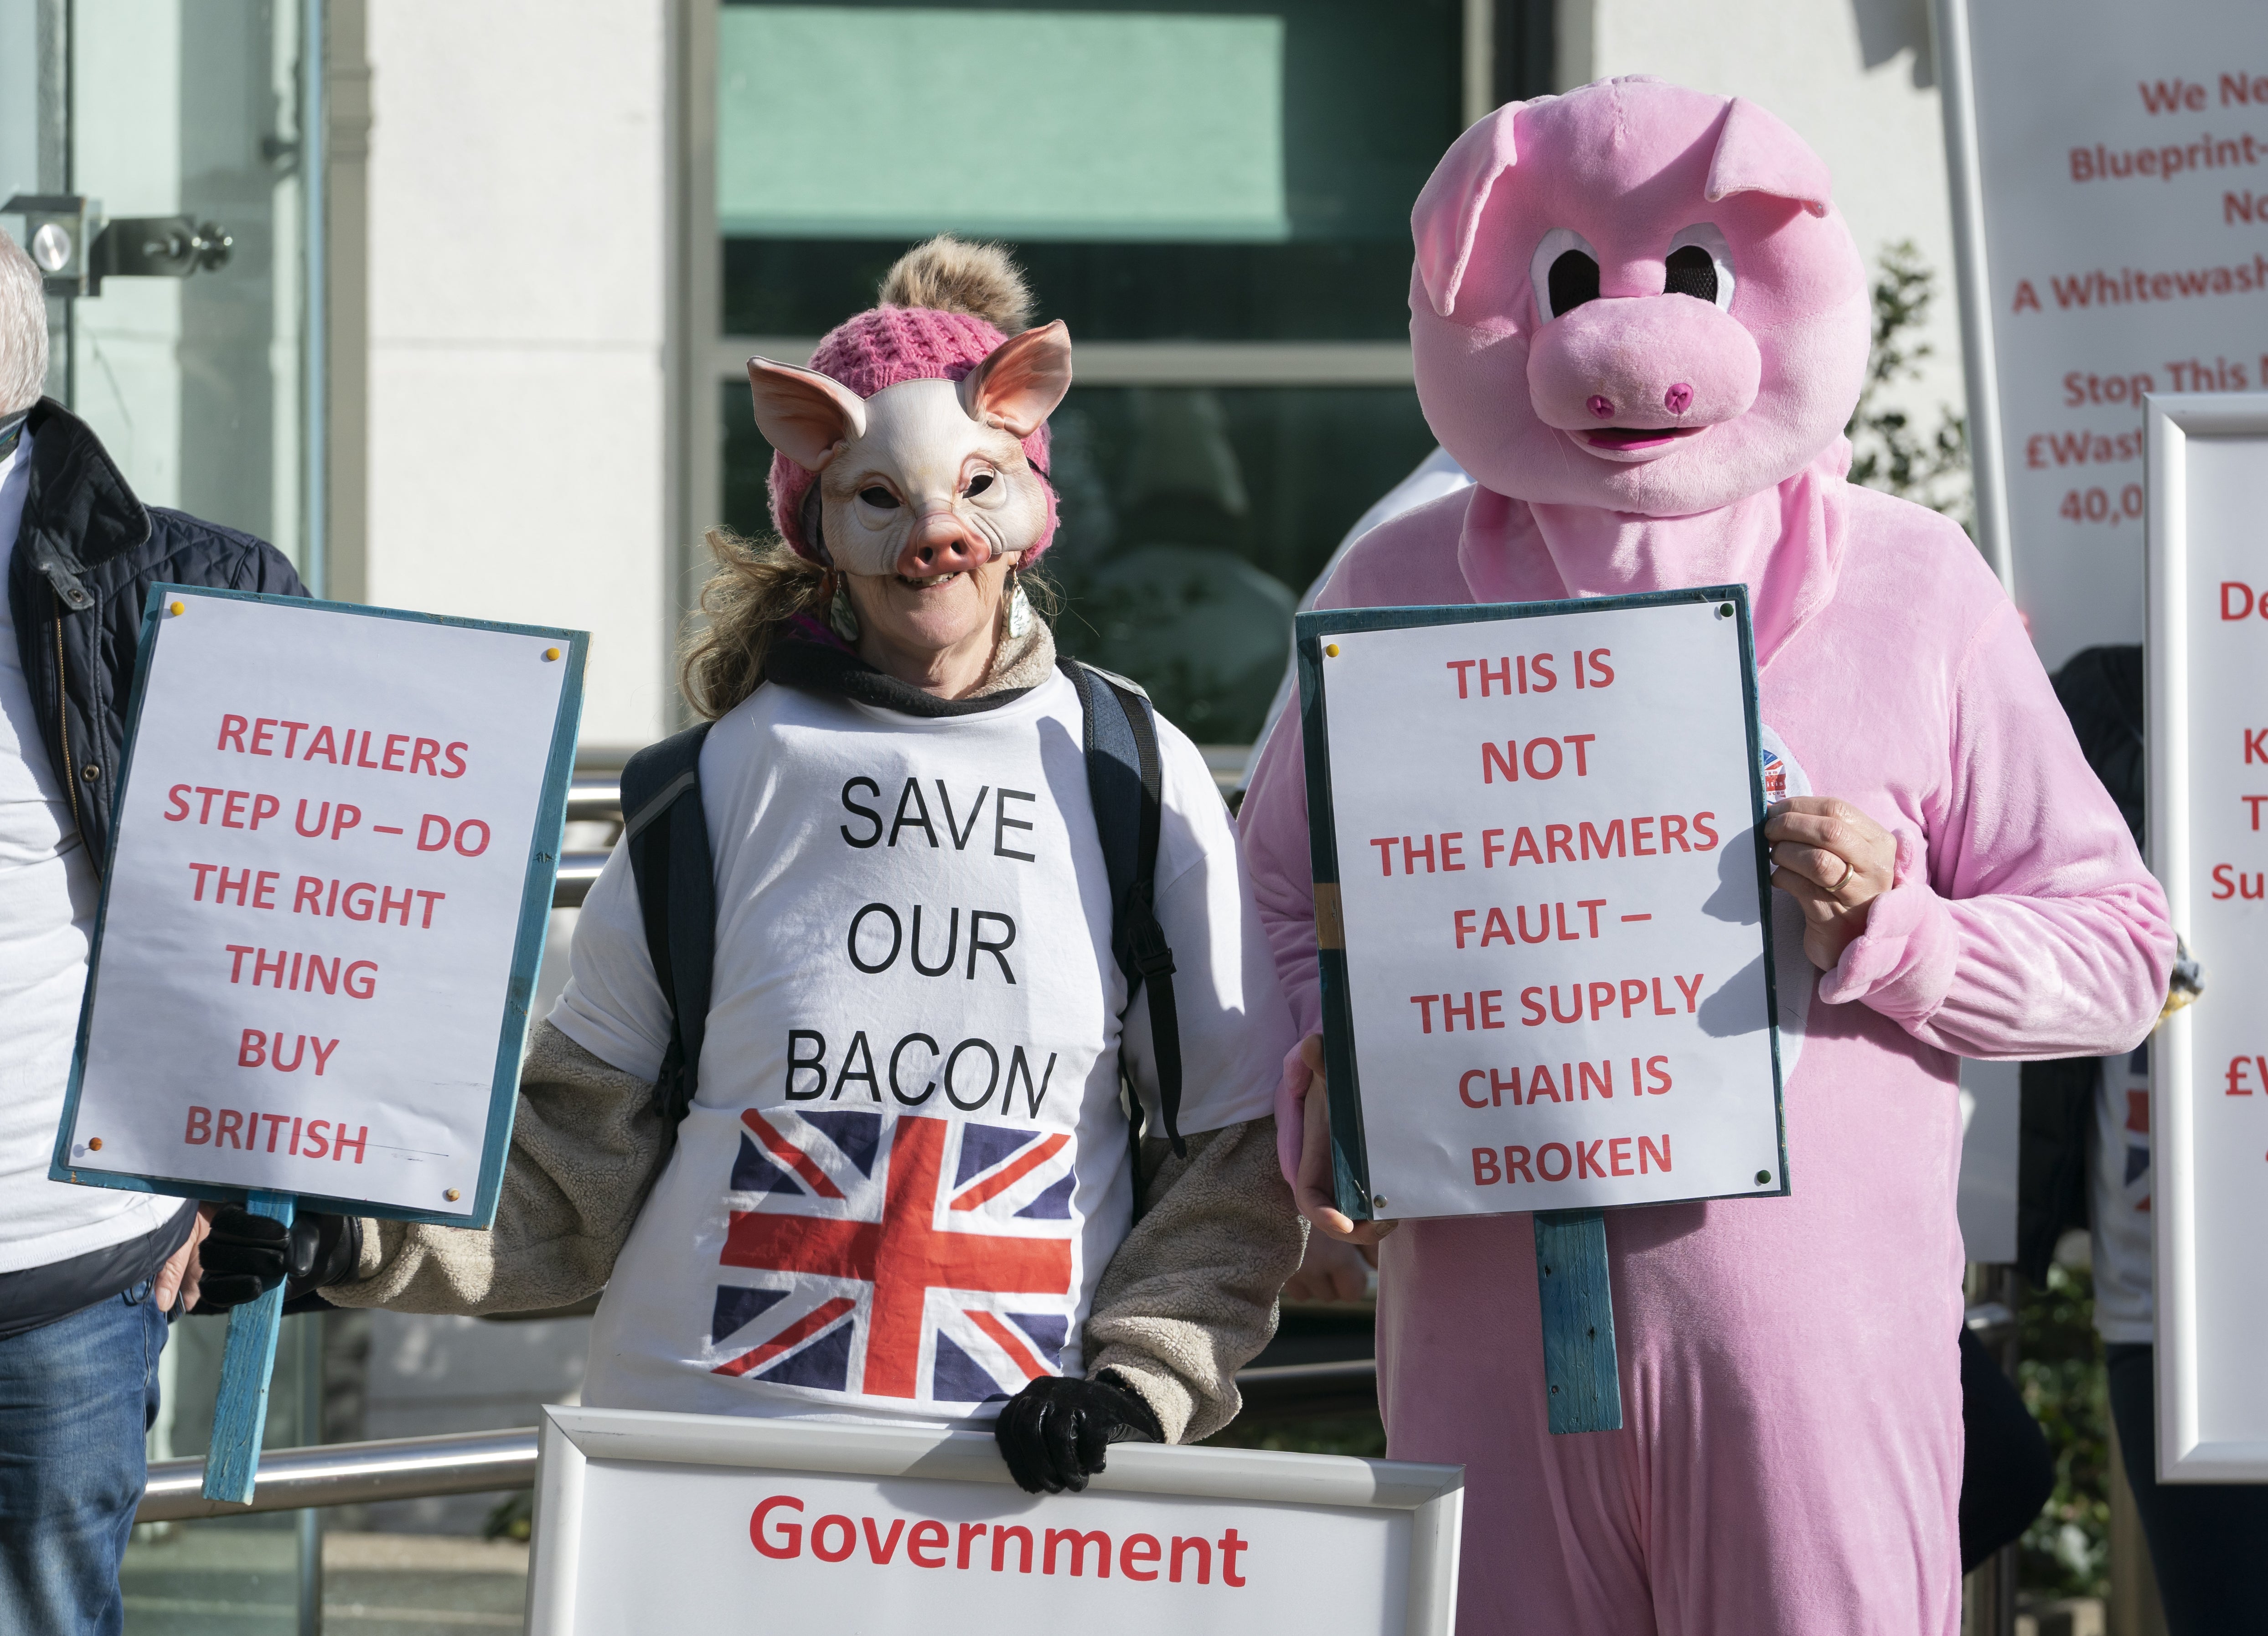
[1238,79,2173,1634]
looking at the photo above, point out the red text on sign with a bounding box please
[184,1105,364,1161]
[1472,1135,1672,1185]
[236,1030,341,1075]
[748,1496,1247,1586]
[1459,1056,1673,1107]
[222,945,377,999]
[215,716,467,777]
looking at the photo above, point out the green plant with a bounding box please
[2017,1262,2110,1600]
[483,1489,534,1543]
[1846,241,1972,528]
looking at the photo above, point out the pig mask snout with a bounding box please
[897,507,996,580]
[1527,294,1762,457]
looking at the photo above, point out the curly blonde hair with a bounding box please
[678,529,830,720]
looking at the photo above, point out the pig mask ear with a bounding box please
[747,357,868,472]
[1411,102,1521,318]
[1704,98,1834,219]
[958,320,1073,440]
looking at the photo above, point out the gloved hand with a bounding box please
[993,1372,1163,1495]
[194,1207,361,1312]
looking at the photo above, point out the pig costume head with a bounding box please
[750,237,1068,584]
[1415,77,1868,515]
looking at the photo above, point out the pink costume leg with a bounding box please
[1377,1041,1964,1636]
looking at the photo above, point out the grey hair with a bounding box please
[0,228,51,415]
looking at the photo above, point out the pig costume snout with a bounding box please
[1525,295,1761,444]
[1409,77,1870,516]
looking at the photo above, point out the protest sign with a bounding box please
[1936,0,2268,669]
[52,585,584,1498]
[526,1406,1463,1636]
[1296,590,1783,1434]
[1296,590,1785,1224]
[2144,393,2268,1481]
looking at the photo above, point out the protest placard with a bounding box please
[1297,590,1785,1224]
[1936,0,2268,669]
[526,1407,1463,1636]
[1297,590,1784,1434]
[51,585,584,1497]
[2144,393,2268,1481]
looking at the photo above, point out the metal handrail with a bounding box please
[138,1427,539,1523]
[553,776,622,908]
[133,1357,1387,1522]
[137,1296,2015,1520]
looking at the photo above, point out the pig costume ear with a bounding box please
[1411,103,1523,319]
[1704,97,1834,218]
[747,357,869,472]
[958,319,1074,440]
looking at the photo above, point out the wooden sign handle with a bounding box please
[1534,1208,1623,1434]
[201,1189,295,1502]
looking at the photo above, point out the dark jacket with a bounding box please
[1,399,307,1334]
[2015,645,2145,1288]
[9,398,308,868]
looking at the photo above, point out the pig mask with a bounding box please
[1410,78,1869,521]
[748,320,1071,581]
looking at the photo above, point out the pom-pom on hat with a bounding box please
[767,237,1057,563]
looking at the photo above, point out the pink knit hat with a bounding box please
[767,303,1057,564]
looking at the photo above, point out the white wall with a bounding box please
[363,0,671,752]
[1564,0,1968,430]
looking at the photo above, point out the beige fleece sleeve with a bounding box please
[1082,1113,1305,1444]
[322,1020,667,1315]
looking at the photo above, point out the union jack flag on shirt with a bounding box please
[705,1108,1080,1405]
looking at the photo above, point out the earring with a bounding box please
[1006,567,1033,639]
[828,572,861,642]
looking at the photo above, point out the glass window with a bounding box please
[719,0,1462,342]
[62,0,310,565]
[715,0,1498,746]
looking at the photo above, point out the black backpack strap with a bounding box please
[1059,657,1185,1159]
[620,722,716,1135]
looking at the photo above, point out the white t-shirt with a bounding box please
[2091,1045,2153,1344]
[0,429,172,1271]
[553,669,1290,1424]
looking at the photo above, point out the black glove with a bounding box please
[195,1208,361,1312]
[993,1372,1163,1495]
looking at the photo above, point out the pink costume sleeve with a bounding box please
[1238,706,1324,1183]
[1819,598,2174,1056]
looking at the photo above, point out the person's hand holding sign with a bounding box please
[1295,1035,1399,1248]
[1763,797,1899,970]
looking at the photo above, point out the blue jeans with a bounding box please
[0,1282,168,1636]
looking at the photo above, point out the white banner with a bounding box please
[527,1407,1462,1635]
[1941,0,2268,670]
[55,589,581,1222]
[1301,593,1785,1221]
[2145,394,2268,1480]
